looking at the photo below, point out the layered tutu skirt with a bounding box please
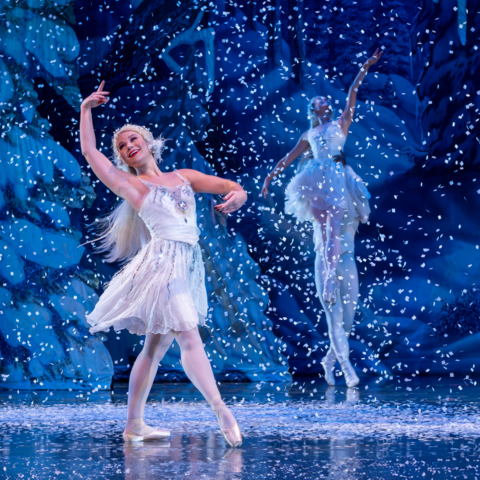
[86,238,208,335]
[285,158,370,224]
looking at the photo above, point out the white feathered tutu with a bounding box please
[285,121,370,223]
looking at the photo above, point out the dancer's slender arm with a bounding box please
[80,81,140,203]
[180,169,247,214]
[261,133,310,198]
[339,48,384,135]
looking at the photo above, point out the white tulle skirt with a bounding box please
[86,239,208,336]
[344,165,371,223]
[285,159,370,224]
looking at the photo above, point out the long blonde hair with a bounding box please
[308,96,334,129]
[91,124,165,263]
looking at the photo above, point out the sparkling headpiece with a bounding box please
[111,124,165,171]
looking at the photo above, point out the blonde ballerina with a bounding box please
[80,81,246,447]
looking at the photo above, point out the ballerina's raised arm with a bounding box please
[337,48,384,136]
[80,81,147,211]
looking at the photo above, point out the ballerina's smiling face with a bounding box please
[116,131,153,169]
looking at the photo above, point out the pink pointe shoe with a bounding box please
[122,418,170,442]
[209,396,242,448]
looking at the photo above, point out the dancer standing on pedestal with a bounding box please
[80,81,245,447]
[262,50,381,387]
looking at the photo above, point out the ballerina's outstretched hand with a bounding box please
[260,176,272,198]
[214,190,248,214]
[364,48,383,68]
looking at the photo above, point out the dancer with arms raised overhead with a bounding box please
[262,50,382,386]
[80,81,245,447]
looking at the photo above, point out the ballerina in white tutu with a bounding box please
[80,81,245,447]
[262,49,382,386]
[262,49,382,303]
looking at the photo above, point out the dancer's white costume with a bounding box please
[285,120,368,223]
[87,171,241,446]
[283,121,371,387]
[87,170,207,335]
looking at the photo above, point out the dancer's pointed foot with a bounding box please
[123,418,170,442]
[321,355,336,386]
[323,271,340,305]
[345,370,360,388]
[209,396,242,448]
[338,360,360,388]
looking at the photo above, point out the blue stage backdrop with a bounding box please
[0,0,478,390]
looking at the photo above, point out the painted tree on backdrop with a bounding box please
[0,1,113,390]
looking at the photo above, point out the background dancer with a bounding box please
[80,81,246,447]
[262,50,381,386]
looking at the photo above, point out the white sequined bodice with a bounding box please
[139,173,200,246]
[308,121,346,161]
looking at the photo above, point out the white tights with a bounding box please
[126,332,174,423]
[312,206,345,276]
[315,250,359,379]
[125,327,236,434]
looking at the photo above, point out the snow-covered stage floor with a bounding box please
[1,379,479,479]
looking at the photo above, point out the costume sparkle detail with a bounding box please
[127,242,151,297]
[167,242,178,300]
